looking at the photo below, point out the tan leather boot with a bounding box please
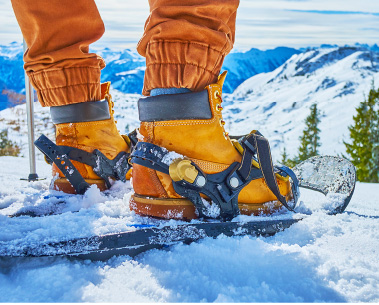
[131,72,292,219]
[51,82,131,193]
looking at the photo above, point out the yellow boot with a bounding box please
[45,82,131,194]
[130,72,292,219]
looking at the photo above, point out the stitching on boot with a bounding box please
[189,158,230,172]
[148,166,168,198]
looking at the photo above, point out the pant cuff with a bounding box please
[28,66,102,107]
[142,40,225,96]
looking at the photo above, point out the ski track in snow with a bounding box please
[0,156,378,302]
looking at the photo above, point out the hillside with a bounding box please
[224,45,379,160]
[0,43,298,109]
[1,45,378,163]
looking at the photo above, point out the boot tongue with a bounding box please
[217,71,228,91]
[101,82,111,99]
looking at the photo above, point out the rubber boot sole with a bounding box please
[130,194,283,220]
[52,168,132,194]
[53,178,107,194]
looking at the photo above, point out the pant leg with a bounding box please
[11,0,105,106]
[137,0,239,96]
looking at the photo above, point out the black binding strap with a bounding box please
[130,132,299,220]
[35,135,90,194]
[35,135,131,194]
[50,99,111,124]
[138,90,212,122]
[242,133,296,211]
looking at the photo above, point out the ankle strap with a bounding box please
[138,89,212,122]
[50,99,110,124]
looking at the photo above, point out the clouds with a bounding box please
[0,0,377,50]
[235,0,379,49]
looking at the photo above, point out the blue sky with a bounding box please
[1,0,378,51]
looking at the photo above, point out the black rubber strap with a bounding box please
[138,90,212,122]
[35,135,90,194]
[35,134,131,192]
[243,133,294,211]
[130,135,299,219]
[277,165,300,209]
[50,99,110,124]
[130,142,171,175]
[130,142,263,220]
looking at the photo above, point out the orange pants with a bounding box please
[11,0,239,107]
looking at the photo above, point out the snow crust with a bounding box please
[0,156,378,302]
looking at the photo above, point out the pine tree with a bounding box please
[345,86,379,182]
[0,129,20,156]
[297,103,321,162]
[280,146,296,168]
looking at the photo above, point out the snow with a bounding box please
[161,151,184,166]
[0,156,378,302]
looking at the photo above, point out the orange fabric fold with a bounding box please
[11,0,105,106]
[138,0,239,95]
[11,0,239,104]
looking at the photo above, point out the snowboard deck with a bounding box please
[0,218,301,260]
[0,155,356,260]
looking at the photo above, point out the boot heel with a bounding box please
[130,194,196,220]
[53,178,107,194]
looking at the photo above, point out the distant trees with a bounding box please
[344,85,379,182]
[280,86,379,184]
[281,103,321,167]
[297,103,321,162]
[0,129,20,156]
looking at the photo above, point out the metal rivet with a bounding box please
[196,176,206,187]
[230,177,239,188]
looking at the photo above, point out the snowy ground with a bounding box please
[0,156,378,302]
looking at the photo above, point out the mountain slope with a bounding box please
[1,45,379,164]
[0,43,298,108]
[222,47,300,93]
[224,46,379,160]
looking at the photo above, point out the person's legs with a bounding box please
[11,0,129,193]
[137,0,238,95]
[11,0,105,106]
[132,0,292,219]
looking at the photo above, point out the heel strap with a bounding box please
[138,90,212,122]
[50,99,111,124]
[35,135,130,194]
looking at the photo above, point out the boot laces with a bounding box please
[215,91,229,139]
[105,92,119,126]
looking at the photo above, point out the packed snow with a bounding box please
[0,156,378,302]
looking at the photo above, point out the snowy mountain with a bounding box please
[0,42,298,110]
[0,42,25,110]
[222,47,300,93]
[224,45,379,160]
[1,45,379,164]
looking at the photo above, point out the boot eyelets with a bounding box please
[216,104,223,111]
[223,131,229,140]
[219,119,225,126]
[214,90,220,100]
